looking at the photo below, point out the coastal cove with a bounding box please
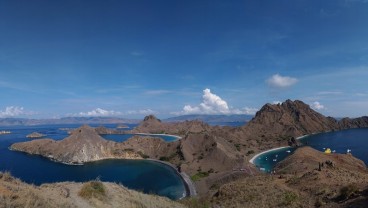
[250,128,368,172]
[0,124,187,200]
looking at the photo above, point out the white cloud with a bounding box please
[127,109,157,115]
[144,90,171,95]
[173,88,258,115]
[311,101,325,110]
[272,101,282,105]
[266,74,298,88]
[78,108,122,117]
[0,106,31,118]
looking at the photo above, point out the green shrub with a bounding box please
[137,151,149,159]
[191,171,210,181]
[79,181,106,200]
[159,156,169,161]
[339,184,359,200]
[281,191,298,206]
[246,150,255,155]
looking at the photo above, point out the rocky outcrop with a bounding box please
[244,100,340,138]
[26,132,46,138]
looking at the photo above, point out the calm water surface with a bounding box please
[0,124,185,199]
[253,128,368,172]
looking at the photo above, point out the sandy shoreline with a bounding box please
[249,134,310,165]
[296,134,309,140]
[148,159,197,198]
[249,146,290,164]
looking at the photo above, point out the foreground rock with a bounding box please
[26,132,46,138]
[0,172,186,208]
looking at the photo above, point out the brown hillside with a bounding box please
[210,147,368,208]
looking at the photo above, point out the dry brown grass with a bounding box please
[0,172,186,208]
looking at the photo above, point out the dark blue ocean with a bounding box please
[0,124,185,199]
[253,128,368,172]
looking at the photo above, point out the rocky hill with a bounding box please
[236,100,368,151]
[11,125,143,164]
[244,99,339,138]
[129,115,212,135]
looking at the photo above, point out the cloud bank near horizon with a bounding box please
[76,108,157,117]
[173,88,258,115]
[0,106,32,118]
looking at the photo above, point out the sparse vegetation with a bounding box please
[0,171,13,182]
[280,191,298,206]
[338,184,359,201]
[78,180,106,200]
[191,171,210,181]
[180,197,210,208]
[246,150,255,155]
[234,143,241,151]
[159,156,169,161]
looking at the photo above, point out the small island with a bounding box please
[116,124,129,129]
[26,132,46,139]
[0,130,11,135]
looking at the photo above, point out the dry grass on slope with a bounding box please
[210,175,311,208]
[0,172,186,208]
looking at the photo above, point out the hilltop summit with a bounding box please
[143,115,161,122]
[245,99,339,138]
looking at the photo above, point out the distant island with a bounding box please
[0,114,253,127]
[26,132,46,139]
[0,130,11,135]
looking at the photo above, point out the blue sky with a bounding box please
[1,0,368,119]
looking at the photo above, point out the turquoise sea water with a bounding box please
[253,128,368,172]
[0,124,185,199]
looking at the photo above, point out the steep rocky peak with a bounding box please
[143,115,161,122]
[67,125,106,143]
[256,100,309,115]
